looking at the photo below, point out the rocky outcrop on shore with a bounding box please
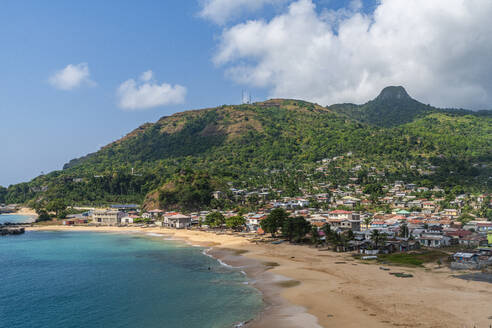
[0,226,25,235]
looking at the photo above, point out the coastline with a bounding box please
[0,207,38,223]
[0,207,38,222]
[27,226,492,328]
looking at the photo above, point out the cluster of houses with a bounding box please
[66,201,491,250]
[220,180,490,215]
[451,248,492,270]
[62,203,492,270]
[211,179,492,267]
[209,178,492,243]
[62,205,195,229]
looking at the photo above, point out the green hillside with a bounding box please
[3,88,491,208]
[328,86,491,127]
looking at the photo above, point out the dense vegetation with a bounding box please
[153,169,216,212]
[328,86,492,127]
[2,86,491,209]
[0,186,6,204]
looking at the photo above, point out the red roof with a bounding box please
[165,212,179,216]
[372,220,385,225]
[446,230,472,238]
[330,210,352,214]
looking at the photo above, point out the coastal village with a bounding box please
[12,175,487,272]
[3,2,492,327]
[3,174,492,327]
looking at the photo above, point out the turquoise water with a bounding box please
[0,214,34,224]
[0,231,263,328]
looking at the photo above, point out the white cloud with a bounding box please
[199,0,288,25]
[140,70,154,82]
[49,63,94,90]
[214,0,492,109]
[117,70,186,110]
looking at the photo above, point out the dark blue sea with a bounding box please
[0,231,263,328]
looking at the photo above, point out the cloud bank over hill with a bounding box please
[213,0,492,109]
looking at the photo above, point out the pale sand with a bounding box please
[27,226,492,328]
[14,207,38,218]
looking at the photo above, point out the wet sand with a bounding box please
[27,226,492,328]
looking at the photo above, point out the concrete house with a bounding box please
[417,234,451,248]
[164,214,192,229]
[328,210,359,221]
[92,209,125,225]
[459,234,488,247]
[121,216,134,224]
[340,219,361,232]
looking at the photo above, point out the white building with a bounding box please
[163,214,192,229]
[91,210,125,225]
[327,210,360,221]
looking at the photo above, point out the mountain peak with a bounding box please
[375,86,411,101]
[328,85,427,127]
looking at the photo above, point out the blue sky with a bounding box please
[1,0,490,186]
[0,0,260,186]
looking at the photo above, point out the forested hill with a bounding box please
[2,87,491,207]
[328,86,492,127]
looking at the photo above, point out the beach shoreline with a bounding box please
[26,225,319,328]
[26,225,492,328]
[0,207,38,223]
[0,207,38,222]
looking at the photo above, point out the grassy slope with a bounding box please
[4,97,492,205]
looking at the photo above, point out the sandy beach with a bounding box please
[27,226,492,328]
[15,207,38,216]
[10,207,38,220]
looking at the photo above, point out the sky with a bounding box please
[1,0,491,186]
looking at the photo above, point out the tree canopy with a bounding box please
[225,215,246,231]
[260,208,288,237]
[283,216,311,243]
[204,211,225,228]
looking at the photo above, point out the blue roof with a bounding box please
[110,204,139,209]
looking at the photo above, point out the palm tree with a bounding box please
[363,217,373,230]
[371,229,381,247]
[310,225,321,246]
[371,230,388,248]
[379,232,388,246]
[321,223,331,245]
[399,222,409,238]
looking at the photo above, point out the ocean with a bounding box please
[0,214,34,224]
[0,231,263,328]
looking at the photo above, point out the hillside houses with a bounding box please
[141,178,489,250]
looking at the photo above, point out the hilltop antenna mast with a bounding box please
[242,90,251,104]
